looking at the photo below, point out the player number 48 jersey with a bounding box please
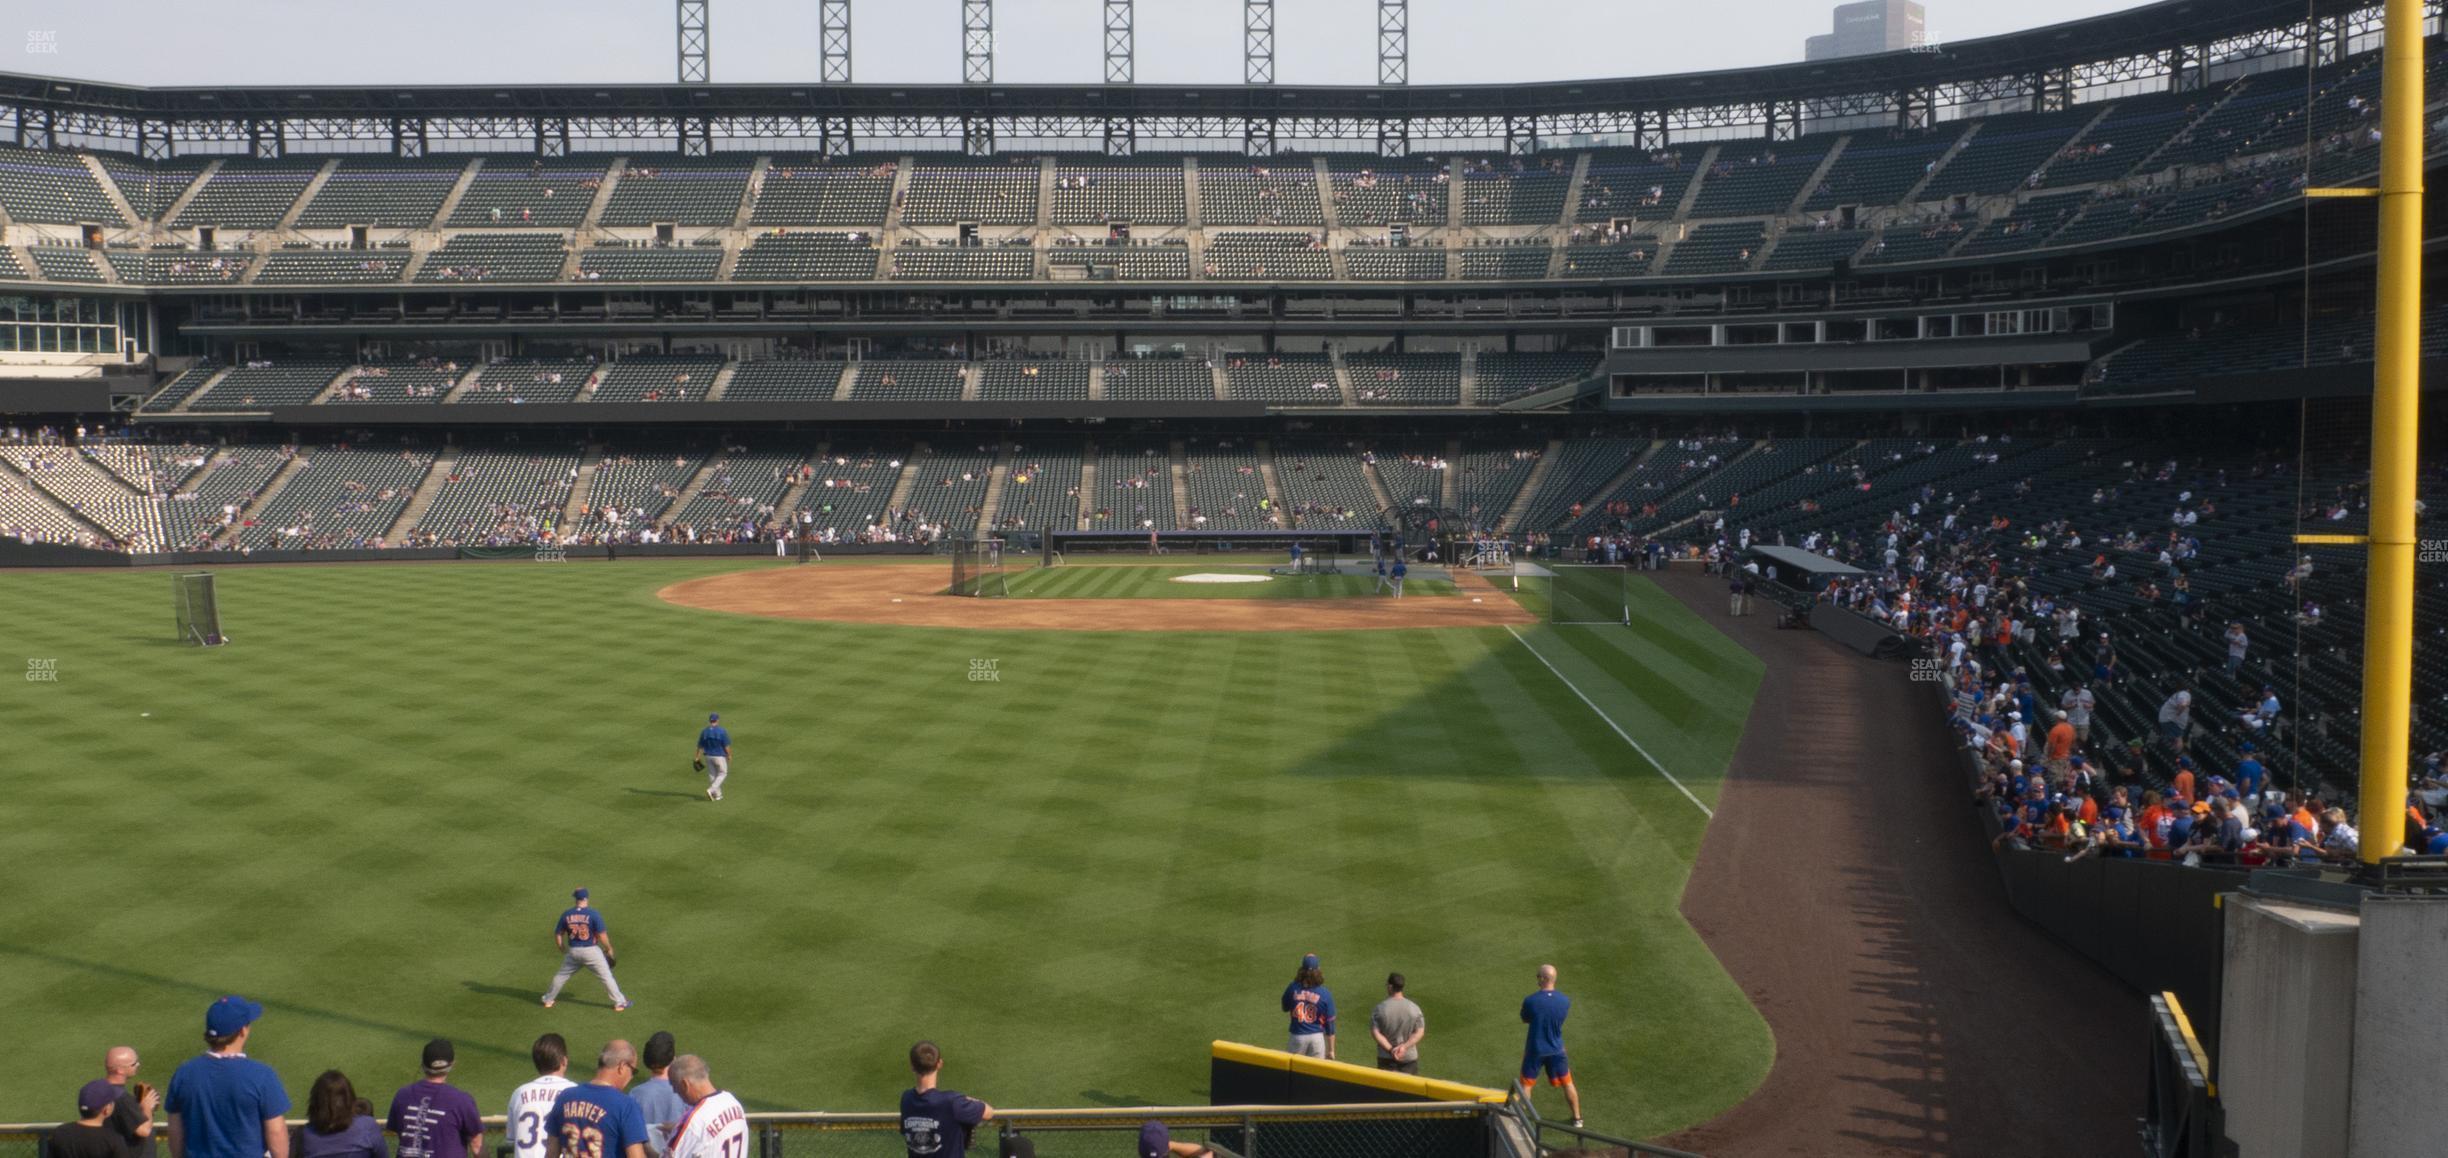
[668,1092,748,1158]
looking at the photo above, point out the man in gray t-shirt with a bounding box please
[1369,974,1425,1075]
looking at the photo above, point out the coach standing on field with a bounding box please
[694,714,731,802]
[542,889,628,1012]
[1517,965,1581,1129]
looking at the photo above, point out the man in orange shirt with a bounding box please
[2043,710,2077,774]
[2170,756,2197,807]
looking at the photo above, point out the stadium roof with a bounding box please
[0,0,2366,125]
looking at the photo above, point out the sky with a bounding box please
[1,0,2163,89]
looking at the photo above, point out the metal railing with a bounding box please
[1497,1093,1706,1158]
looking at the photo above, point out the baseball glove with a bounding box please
[692,758,705,772]
[605,951,618,969]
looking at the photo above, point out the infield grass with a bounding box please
[0,559,1768,1138]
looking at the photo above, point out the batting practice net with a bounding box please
[947,535,1008,597]
[172,571,226,646]
[1511,562,1631,625]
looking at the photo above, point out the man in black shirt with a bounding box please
[49,1083,134,1158]
[101,1047,158,1158]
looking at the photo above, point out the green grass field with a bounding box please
[0,559,1768,1137]
[1003,564,1457,600]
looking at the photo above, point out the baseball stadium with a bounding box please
[3,0,2447,1154]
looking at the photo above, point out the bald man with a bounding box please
[102,1047,159,1158]
[1517,965,1581,1128]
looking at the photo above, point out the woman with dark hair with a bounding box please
[295,1071,387,1158]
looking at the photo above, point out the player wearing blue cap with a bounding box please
[1516,965,1581,1129]
[1280,954,1337,1060]
[543,889,628,1012]
[694,715,731,803]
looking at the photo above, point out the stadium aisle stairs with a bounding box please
[1360,456,1395,514]
[430,158,483,228]
[581,159,625,230]
[383,451,457,546]
[1327,351,1360,406]
[1168,441,1191,526]
[880,449,924,520]
[974,441,1013,536]
[560,446,606,528]
[1496,439,1566,532]
[216,455,310,547]
[1256,442,1290,526]
[276,160,341,230]
[78,155,142,226]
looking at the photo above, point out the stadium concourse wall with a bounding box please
[0,541,927,568]
[1919,677,2240,1061]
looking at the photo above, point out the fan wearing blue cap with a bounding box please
[694,714,732,803]
[1280,954,1337,1060]
[542,888,629,1012]
[165,997,290,1158]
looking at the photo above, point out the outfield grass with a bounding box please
[0,559,1768,1137]
[1004,564,1457,600]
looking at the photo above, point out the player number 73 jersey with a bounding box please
[668,1092,748,1158]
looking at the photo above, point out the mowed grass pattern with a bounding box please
[1004,564,1457,600]
[0,560,1767,1137]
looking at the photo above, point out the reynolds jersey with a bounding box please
[557,907,606,947]
[508,1076,577,1158]
[666,1092,747,1158]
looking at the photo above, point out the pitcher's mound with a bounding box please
[660,564,1534,632]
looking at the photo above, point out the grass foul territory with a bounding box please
[0,559,1767,1138]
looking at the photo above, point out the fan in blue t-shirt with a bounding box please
[545,1055,649,1158]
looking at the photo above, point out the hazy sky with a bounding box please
[2,0,2161,88]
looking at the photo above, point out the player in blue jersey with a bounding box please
[542,889,628,1011]
[1517,964,1581,1128]
[1280,954,1337,1060]
[694,714,731,802]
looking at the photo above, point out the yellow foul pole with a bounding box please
[2358,0,2422,863]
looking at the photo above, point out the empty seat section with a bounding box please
[1100,357,1214,402]
[847,361,965,401]
[256,249,409,284]
[171,159,321,229]
[749,158,896,226]
[187,362,349,411]
[447,160,604,227]
[901,160,1039,225]
[1051,162,1187,225]
[1198,161,1323,226]
[888,246,1036,280]
[1459,156,1571,225]
[722,360,846,402]
[1205,232,1329,280]
[1328,161,1448,226]
[1345,353,1461,405]
[577,244,724,282]
[977,360,1090,401]
[295,158,465,227]
[0,145,126,224]
[417,233,567,282]
[1221,353,1337,403]
[598,158,752,226]
[734,232,879,281]
[588,355,727,402]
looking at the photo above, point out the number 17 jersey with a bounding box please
[667,1092,748,1158]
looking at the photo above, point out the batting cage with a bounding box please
[1510,562,1631,625]
[172,571,226,646]
[947,535,1009,597]
[1271,540,1341,576]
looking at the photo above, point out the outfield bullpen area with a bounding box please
[2,558,1768,1137]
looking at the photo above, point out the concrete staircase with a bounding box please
[832,364,859,402]
[1359,458,1396,514]
[439,362,489,403]
[1182,157,1204,229]
[1558,152,1593,228]
[1073,453,1098,531]
[1672,145,1720,219]
[155,158,223,227]
[1327,350,1360,406]
[166,366,237,414]
[1313,157,1341,229]
[880,447,924,520]
[383,450,458,546]
[1210,360,1233,400]
[665,456,728,524]
[1458,349,1481,407]
[430,157,484,228]
[958,364,983,402]
[79,154,142,227]
[1035,158,1058,230]
[883,157,915,231]
[735,156,771,227]
[1495,439,1566,533]
[1899,121,1986,203]
[276,160,342,231]
[1786,139,1850,216]
[973,441,1013,535]
[1167,440,1192,527]
[771,449,820,525]
[580,159,627,230]
[1255,440,1291,528]
[217,453,311,547]
[703,361,739,401]
[560,445,605,528]
[1441,439,1462,509]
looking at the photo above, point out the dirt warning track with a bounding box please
[658,564,1536,632]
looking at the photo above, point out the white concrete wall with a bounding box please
[2220,897,2359,1158]
[2349,896,2448,1157]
